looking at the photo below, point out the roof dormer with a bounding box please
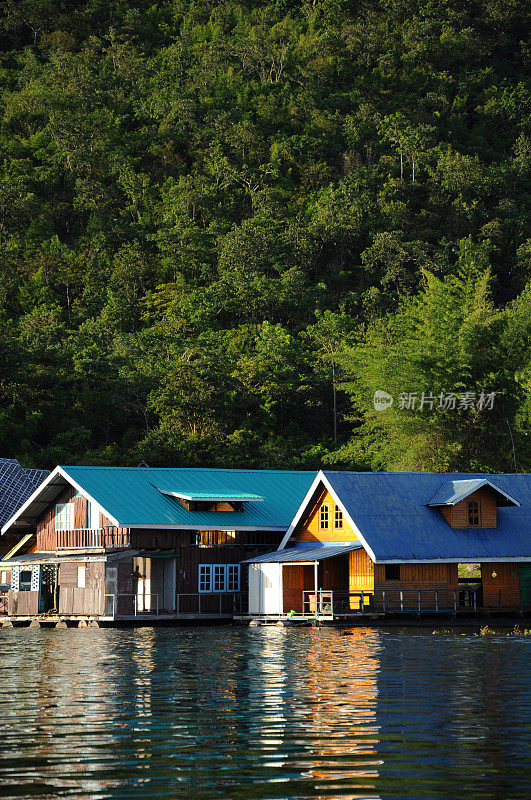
[156,488,264,513]
[427,479,519,529]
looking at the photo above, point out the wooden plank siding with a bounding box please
[8,590,39,615]
[36,486,89,551]
[374,563,458,610]
[349,549,374,593]
[282,565,314,613]
[294,488,358,543]
[321,554,349,591]
[282,554,358,613]
[58,561,105,615]
[481,562,521,610]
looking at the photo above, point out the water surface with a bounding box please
[0,626,529,799]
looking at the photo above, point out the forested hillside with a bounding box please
[0,0,529,471]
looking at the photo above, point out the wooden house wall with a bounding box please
[175,545,250,593]
[282,565,314,613]
[294,487,358,543]
[349,549,374,593]
[481,562,521,610]
[36,486,88,551]
[58,561,105,615]
[129,529,193,549]
[373,563,459,610]
[441,487,497,528]
[282,554,351,613]
[8,590,39,615]
[321,554,349,592]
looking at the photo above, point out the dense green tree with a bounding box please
[0,0,528,470]
[334,239,531,471]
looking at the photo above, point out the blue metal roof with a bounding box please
[0,459,49,528]
[427,478,519,507]
[323,471,531,562]
[61,467,316,529]
[245,542,363,563]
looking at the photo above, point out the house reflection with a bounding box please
[247,627,383,800]
[30,630,133,795]
[4,627,527,800]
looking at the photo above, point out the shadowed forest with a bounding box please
[0,0,529,471]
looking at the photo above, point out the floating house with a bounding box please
[0,459,49,613]
[0,466,314,623]
[244,471,531,620]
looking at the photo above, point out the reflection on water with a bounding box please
[0,626,530,799]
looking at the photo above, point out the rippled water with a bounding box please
[0,626,530,799]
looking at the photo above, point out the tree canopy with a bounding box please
[0,0,529,470]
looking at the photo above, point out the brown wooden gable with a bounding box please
[439,486,497,529]
[36,485,89,550]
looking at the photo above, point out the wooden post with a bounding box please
[314,561,319,623]
[279,564,283,618]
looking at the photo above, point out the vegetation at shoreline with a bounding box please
[0,0,529,470]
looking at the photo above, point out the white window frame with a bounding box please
[319,503,329,530]
[88,501,99,530]
[55,502,74,531]
[198,564,240,593]
[334,505,343,529]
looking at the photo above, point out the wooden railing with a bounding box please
[176,592,247,616]
[56,527,130,550]
[103,592,247,618]
[302,590,372,616]
[375,587,523,612]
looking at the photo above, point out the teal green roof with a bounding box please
[61,467,316,529]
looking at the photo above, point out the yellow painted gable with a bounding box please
[293,486,358,543]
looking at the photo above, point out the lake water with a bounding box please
[0,625,530,799]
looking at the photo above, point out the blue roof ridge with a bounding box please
[321,469,525,477]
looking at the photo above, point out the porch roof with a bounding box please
[244,541,363,563]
